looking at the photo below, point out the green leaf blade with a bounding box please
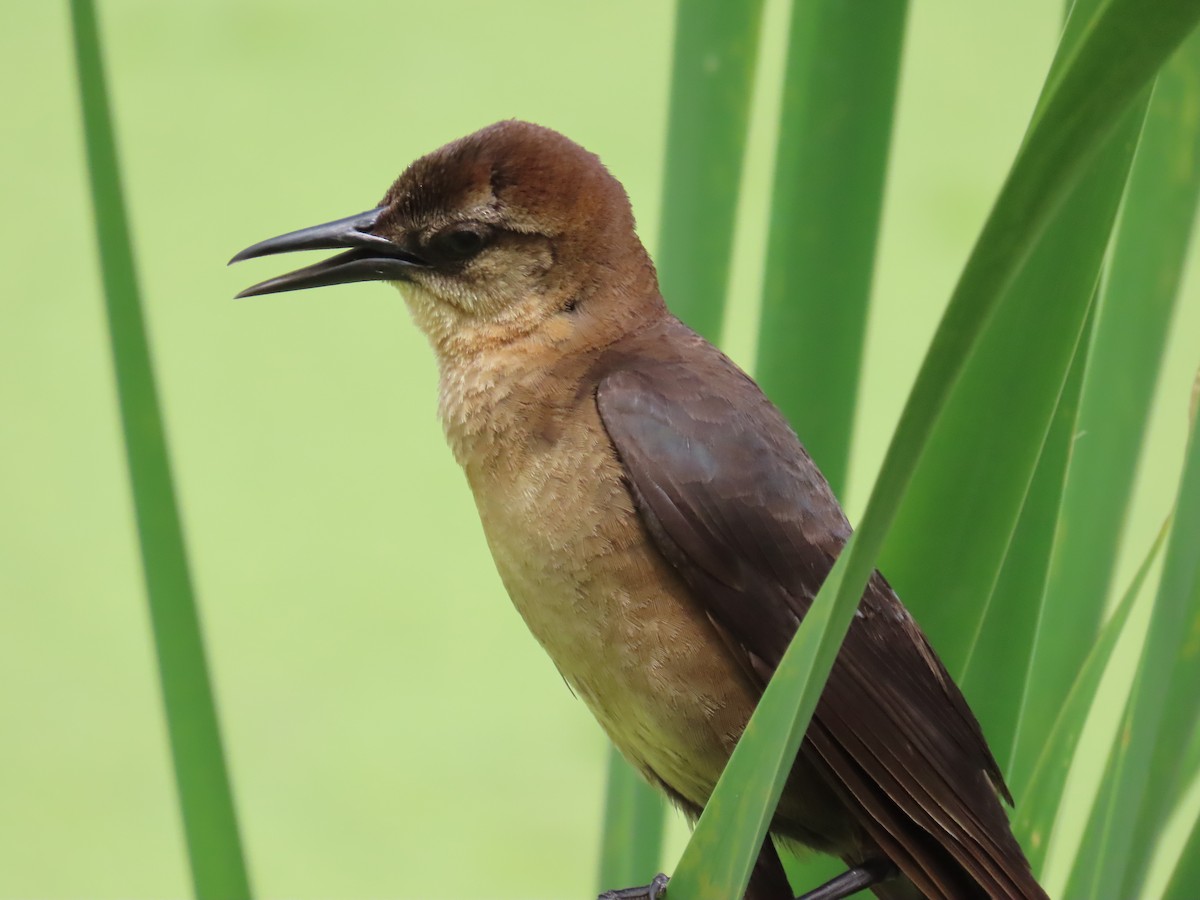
[597,750,665,893]
[1011,519,1170,872]
[668,554,854,900]
[1066,402,1200,897]
[1106,39,1200,893]
[1012,29,1200,797]
[878,0,1159,689]
[68,2,251,897]
[750,5,907,891]
[879,91,1141,680]
[956,306,1093,774]
[596,0,766,883]
[1164,810,1200,899]
[655,0,766,341]
[666,1,1200,896]
[755,0,907,496]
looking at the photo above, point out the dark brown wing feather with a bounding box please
[594,317,1045,900]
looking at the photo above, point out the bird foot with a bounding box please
[598,872,669,899]
[795,859,897,900]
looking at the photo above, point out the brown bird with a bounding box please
[231,120,1047,900]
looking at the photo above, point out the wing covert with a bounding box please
[594,344,1037,899]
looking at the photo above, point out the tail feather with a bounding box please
[803,722,1047,899]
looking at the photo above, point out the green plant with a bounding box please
[68,1,250,897]
[68,0,1200,896]
[600,0,1200,897]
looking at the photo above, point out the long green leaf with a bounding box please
[1159,377,1200,900]
[597,749,664,892]
[667,548,853,900]
[1119,412,1200,896]
[597,1,765,884]
[1012,25,1200,795]
[666,2,1200,897]
[878,93,1139,678]
[655,0,765,341]
[67,2,251,897]
[1066,382,1200,896]
[956,302,1092,769]
[1115,45,1200,897]
[1164,798,1200,899]
[1011,518,1170,872]
[754,0,907,495]
[880,0,1151,685]
[751,5,906,891]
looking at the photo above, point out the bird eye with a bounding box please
[434,225,490,262]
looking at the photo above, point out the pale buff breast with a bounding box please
[437,348,760,811]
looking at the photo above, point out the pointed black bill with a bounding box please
[229,206,427,298]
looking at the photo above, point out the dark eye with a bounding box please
[433,225,490,262]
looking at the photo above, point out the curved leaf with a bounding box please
[68,1,251,897]
[1010,519,1170,872]
[666,1,1200,896]
[1012,25,1200,796]
[1066,388,1200,896]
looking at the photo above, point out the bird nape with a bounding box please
[231,120,1047,900]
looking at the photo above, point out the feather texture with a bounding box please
[596,316,1045,900]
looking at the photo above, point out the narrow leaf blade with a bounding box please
[1164,806,1200,899]
[596,0,766,881]
[1012,26,1200,795]
[655,0,766,341]
[1066,384,1200,896]
[666,2,1200,896]
[67,1,251,897]
[1011,519,1170,872]
[597,750,665,892]
[957,306,1092,771]
[755,0,907,495]
[880,97,1146,681]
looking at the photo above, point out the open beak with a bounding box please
[229,206,427,298]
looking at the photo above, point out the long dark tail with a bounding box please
[808,725,1047,899]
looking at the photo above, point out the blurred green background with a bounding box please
[6,1,1199,898]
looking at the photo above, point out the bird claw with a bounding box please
[598,872,669,899]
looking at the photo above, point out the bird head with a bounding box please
[231,120,660,352]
